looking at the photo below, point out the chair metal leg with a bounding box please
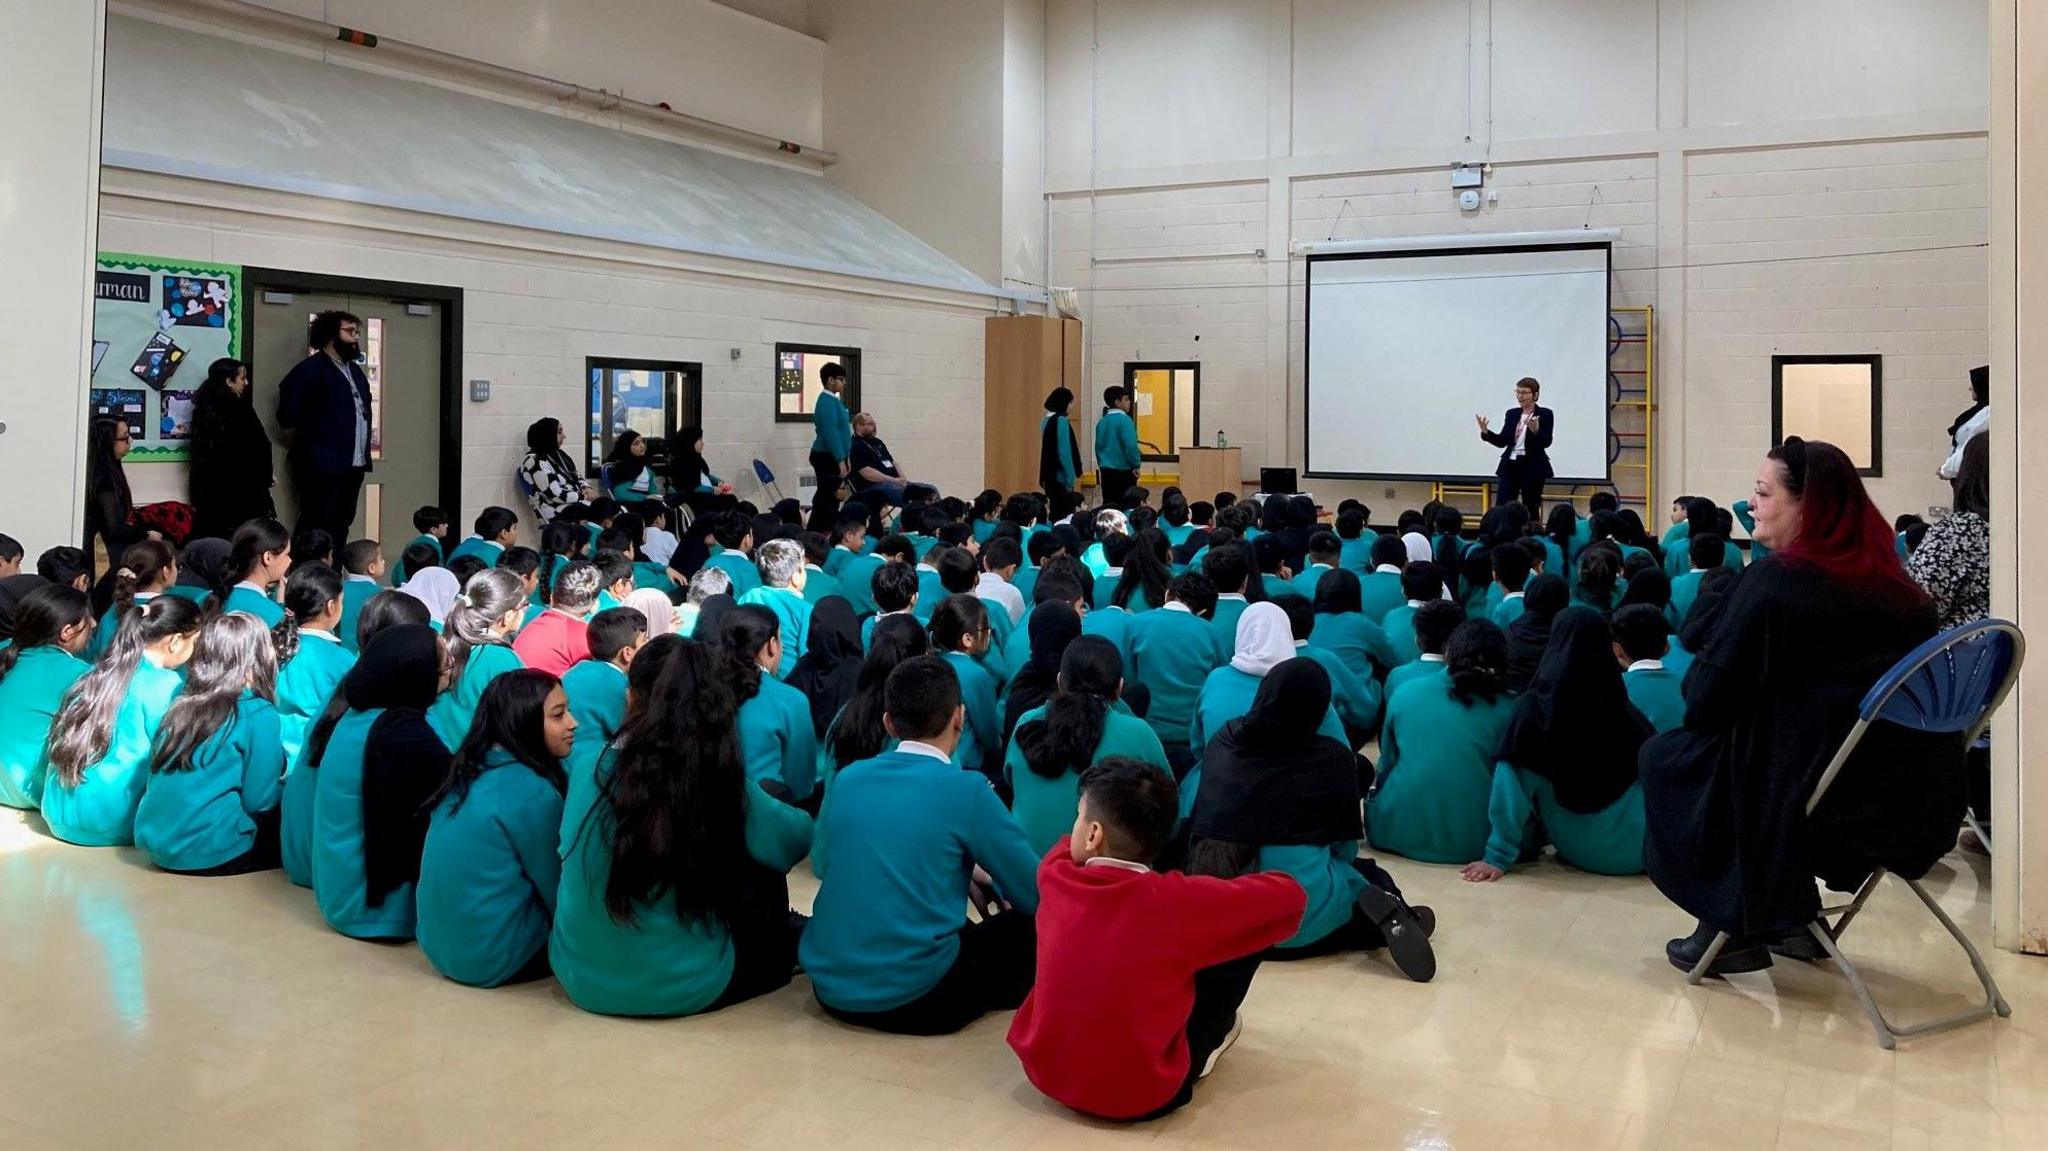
[1902,876,2013,1022]
[1685,931,1730,985]
[1825,868,1887,942]
[1966,812,1992,853]
[1805,876,2010,1049]
[1806,920,1897,1050]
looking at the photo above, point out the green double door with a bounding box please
[248,286,444,561]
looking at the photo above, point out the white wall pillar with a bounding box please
[1989,0,2046,951]
[0,0,105,556]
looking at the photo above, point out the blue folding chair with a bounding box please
[1686,619,2024,1048]
[752,458,784,504]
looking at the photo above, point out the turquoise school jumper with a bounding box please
[834,551,885,616]
[1297,644,1382,737]
[41,656,183,846]
[1004,704,1169,856]
[561,660,629,766]
[1663,539,1743,579]
[1095,406,1141,472]
[1289,564,1338,602]
[1359,569,1405,625]
[908,534,941,562]
[1483,766,1645,876]
[823,544,854,579]
[737,586,812,678]
[0,646,89,809]
[801,746,1041,1013]
[1339,536,1375,573]
[417,751,565,987]
[1183,666,1346,820]
[392,533,445,586]
[1538,538,1566,582]
[1011,563,1039,606]
[1164,522,1196,550]
[973,519,1000,546]
[1364,676,1515,864]
[1258,574,1293,600]
[276,630,356,766]
[738,673,818,801]
[1092,576,1157,615]
[702,546,761,598]
[89,591,155,662]
[1265,843,1369,951]
[224,584,286,628]
[860,610,918,652]
[445,536,506,568]
[281,737,318,887]
[1664,639,1696,684]
[1381,658,1447,721]
[632,561,675,591]
[1308,612,1400,681]
[1041,414,1079,490]
[813,389,853,465]
[427,644,525,749]
[134,691,285,872]
[1625,663,1686,734]
[801,565,844,606]
[1082,606,1136,679]
[554,747,813,1016]
[913,566,944,623]
[1381,603,1422,665]
[942,651,1003,778]
[1490,593,1527,630]
[1667,570,1707,630]
[339,576,381,653]
[312,710,426,940]
[1129,605,1221,748]
[1209,596,1250,661]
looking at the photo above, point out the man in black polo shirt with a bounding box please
[848,411,934,532]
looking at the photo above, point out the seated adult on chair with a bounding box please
[660,426,736,517]
[847,412,932,532]
[1642,439,1960,977]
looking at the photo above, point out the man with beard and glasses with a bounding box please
[277,310,375,545]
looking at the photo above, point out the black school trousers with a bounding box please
[819,910,1036,1035]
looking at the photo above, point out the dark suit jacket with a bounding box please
[1481,405,1555,479]
[277,352,373,475]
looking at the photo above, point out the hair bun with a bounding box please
[115,568,136,581]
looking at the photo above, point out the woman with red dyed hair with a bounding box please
[1644,438,1964,977]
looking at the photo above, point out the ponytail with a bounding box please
[830,616,929,767]
[1016,636,1120,780]
[442,568,526,678]
[217,518,290,608]
[536,521,582,608]
[713,604,777,706]
[48,596,204,786]
[273,564,345,665]
[0,586,92,684]
[108,540,175,620]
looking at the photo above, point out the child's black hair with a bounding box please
[413,506,449,534]
[872,561,920,613]
[474,506,519,541]
[341,539,383,575]
[1400,561,1445,602]
[1078,756,1179,863]
[1413,599,1463,657]
[1612,604,1672,663]
[882,654,961,741]
[587,606,649,662]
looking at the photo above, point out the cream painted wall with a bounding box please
[1044,0,1988,525]
[98,174,993,535]
[0,0,103,556]
[242,0,826,149]
[819,0,1007,285]
[1002,0,1048,290]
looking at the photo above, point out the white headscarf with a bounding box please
[1402,531,1433,564]
[1230,602,1295,677]
[628,588,678,638]
[399,567,461,623]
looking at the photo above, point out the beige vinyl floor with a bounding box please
[0,807,2036,1150]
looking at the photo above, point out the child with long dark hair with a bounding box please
[311,624,452,940]
[218,518,293,626]
[551,642,813,1017]
[273,564,357,764]
[928,594,1003,780]
[821,614,930,789]
[134,613,286,874]
[1109,528,1173,614]
[1005,636,1169,855]
[88,539,177,661]
[43,597,204,845]
[418,670,573,986]
[0,586,95,809]
[1365,619,1517,864]
[425,569,530,747]
[717,605,817,802]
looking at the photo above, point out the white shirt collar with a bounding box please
[1307,563,1333,572]
[1217,592,1247,602]
[1162,601,1193,615]
[1502,591,1524,602]
[806,563,825,574]
[345,573,378,584]
[302,629,339,642]
[897,740,951,763]
[1629,659,1666,672]
[1101,567,1123,578]
[235,581,270,595]
[1083,856,1152,874]
[1374,564,1403,574]
[1406,598,1429,609]
[836,544,859,554]
[1420,653,1447,663]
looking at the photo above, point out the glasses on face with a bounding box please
[113,432,132,444]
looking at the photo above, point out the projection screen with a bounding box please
[1304,241,1611,482]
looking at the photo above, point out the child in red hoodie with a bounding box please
[511,559,598,678]
[1007,757,1306,1121]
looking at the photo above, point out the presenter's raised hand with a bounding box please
[1475,414,1492,435]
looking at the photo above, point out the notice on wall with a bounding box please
[91,252,243,462]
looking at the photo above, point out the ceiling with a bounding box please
[708,0,822,39]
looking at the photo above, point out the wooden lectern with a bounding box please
[1177,446,1243,501]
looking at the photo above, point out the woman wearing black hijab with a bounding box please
[1504,573,1569,693]
[310,623,452,941]
[1003,601,1083,745]
[1463,608,1651,883]
[171,538,231,607]
[1186,659,1436,982]
[1615,566,1671,615]
[187,358,276,541]
[786,596,863,739]
[661,425,738,518]
[519,418,590,525]
[1039,388,1082,500]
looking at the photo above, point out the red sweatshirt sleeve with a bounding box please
[1159,870,1308,971]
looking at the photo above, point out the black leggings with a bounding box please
[705,862,804,1012]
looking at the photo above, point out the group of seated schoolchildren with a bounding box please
[0,473,1768,1122]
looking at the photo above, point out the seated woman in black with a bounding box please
[1645,438,1958,976]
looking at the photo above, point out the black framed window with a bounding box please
[775,343,860,423]
[586,358,702,475]
[1771,354,1882,477]
[1121,361,1201,462]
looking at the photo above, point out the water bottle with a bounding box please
[1215,430,1228,449]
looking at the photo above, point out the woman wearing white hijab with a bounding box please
[398,567,461,625]
[626,588,680,638]
[1401,531,1434,565]
[1180,602,1350,819]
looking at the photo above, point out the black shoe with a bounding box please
[1411,905,1437,939]
[1356,886,1436,983]
[1768,926,1830,962]
[1665,922,1771,976]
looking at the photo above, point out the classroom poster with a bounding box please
[90,252,242,463]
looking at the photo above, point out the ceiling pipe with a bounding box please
[123,0,838,166]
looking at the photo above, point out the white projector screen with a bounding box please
[1304,242,1611,482]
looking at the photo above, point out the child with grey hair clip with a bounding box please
[427,568,531,747]
[512,560,601,679]
[737,537,811,677]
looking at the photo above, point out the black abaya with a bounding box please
[1640,558,1961,938]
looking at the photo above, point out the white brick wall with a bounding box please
[100,182,992,537]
